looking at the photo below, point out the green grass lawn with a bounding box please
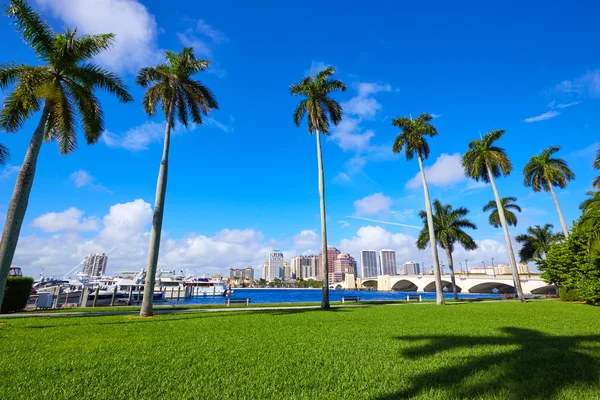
[1,301,599,399]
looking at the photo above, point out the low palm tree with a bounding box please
[580,190,600,254]
[137,48,218,317]
[290,66,346,310]
[515,224,563,262]
[462,130,525,302]
[523,146,575,237]
[0,144,8,165]
[593,142,599,189]
[416,200,478,300]
[483,197,521,228]
[392,113,444,305]
[0,0,132,311]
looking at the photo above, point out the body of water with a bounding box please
[164,288,503,305]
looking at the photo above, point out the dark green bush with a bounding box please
[1,276,33,313]
[559,287,580,302]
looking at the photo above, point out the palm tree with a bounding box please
[416,200,478,300]
[0,144,8,165]
[462,130,525,302]
[0,0,132,311]
[392,113,444,305]
[515,224,563,262]
[523,146,575,237]
[580,190,600,254]
[137,48,218,317]
[483,197,521,228]
[593,142,599,189]
[290,66,346,310]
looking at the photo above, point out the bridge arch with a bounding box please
[529,284,556,295]
[422,280,460,292]
[391,279,419,292]
[468,281,514,294]
[361,279,378,290]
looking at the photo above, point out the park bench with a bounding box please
[225,298,250,306]
[406,294,422,302]
[341,296,360,303]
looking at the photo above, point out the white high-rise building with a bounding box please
[379,250,397,276]
[302,255,319,280]
[82,253,108,277]
[360,250,378,277]
[291,256,302,279]
[269,250,284,281]
[401,261,420,275]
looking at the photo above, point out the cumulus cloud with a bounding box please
[293,230,320,250]
[354,192,393,216]
[103,121,165,151]
[70,170,112,193]
[523,111,560,123]
[32,208,99,232]
[329,118,375,152]
[33,0,162,73]
[342,82,391,118]
[406,153,466,189]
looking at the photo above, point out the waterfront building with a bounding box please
[332,253,357,283]
[496,262,530,275]
[291,256,302,279]
[82,253,108,277]
[379,250,397,276]
[302,255,319,280]
[360,250,379,277]
[318,247,341,281]
[243,266,254,280]
[229,268,243,279]
[283,262,291,278]
[401,261,420,275]
[469,266,495,276]
[269,250,284,281]
[262,262,270,280]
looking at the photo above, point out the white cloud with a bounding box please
[103,121,165,151]
[554,70,600,99]
[406,153,466,189]
[523,111,560,123]
[329,118,374,152]
[354,192,393,216]
[305,61,327,76]
[293,230,320,250]
[342,82,391,118]
[70,170,112,193]
[346,216,421,229]
[430,114,443,118]
[0,164,20,180]
[339,220,350,228]
[556,101,582,108]
[32,207,99,233]
[205,117,230,133]
[196,20,228,44]
[33,0,161,73]
[178,31,213,58]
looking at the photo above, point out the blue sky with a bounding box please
[0,0,598,277]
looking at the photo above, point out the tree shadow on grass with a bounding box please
[378,327,600,399]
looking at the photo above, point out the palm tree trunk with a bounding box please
[486,164,525,302]
[0,102,51,312]
[548,180,569,238]
[418,155,444,305]
[315,129,329,310]
[140,103,174,317]
[445,248,458,301]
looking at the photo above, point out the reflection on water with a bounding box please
[164,288,502,305]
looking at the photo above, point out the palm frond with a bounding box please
[5,0,54,61]
[72,33,115,62]
[64,78,104,145]
[0,144,9,165]
[73,63,133,103]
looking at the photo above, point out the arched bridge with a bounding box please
[335,274,554,295]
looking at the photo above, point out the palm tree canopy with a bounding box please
[523,145,575,191]
[462,129,512,182]
[0,144,8,165]
[416,199,478,253]
[0,0,133,154]
[289,66,346,134]
[392,113,438,161]
[593,142,600,188]
[483,196,521,228]
[136,47,218,128]
[515,224,563,262]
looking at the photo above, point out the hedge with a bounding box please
[1,276,34,313]
[558,286,581,302]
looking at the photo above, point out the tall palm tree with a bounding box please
[0,0,132,311]
[483,197,521,228]
[290,66,346,310]
[462,130,525,302]
[392,113,444,305]
[0,144,8,165]
[593,142,600,189]
[515,224,563,262]
[137,48,218,317]
[523,146,575,237]
[416,200,478,300]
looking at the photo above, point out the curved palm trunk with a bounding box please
[140,104,174,317]
[486,165,525,302]
[418,156,444,305]
[548,181,569,238]
[445,248,458,301]
[0,103,51,312]
[315,129,329,310]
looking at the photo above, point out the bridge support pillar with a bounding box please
[378,275,392,291]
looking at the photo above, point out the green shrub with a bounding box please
[1,276,34,313]
[559,287,580,302]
